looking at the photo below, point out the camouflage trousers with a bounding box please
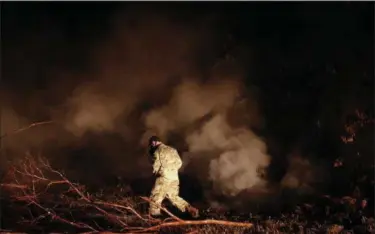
[149,176,189,216]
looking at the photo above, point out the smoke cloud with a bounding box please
[144,77,271,196]
[144,80,240,138]
[1,5,224,177]
[63,82,127,137]
[2,4,272,197]
[191,115,270,196]
[56,7,220,139]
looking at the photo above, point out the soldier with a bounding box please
[148,136,199,218]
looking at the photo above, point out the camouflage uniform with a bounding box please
[149,143,190,216]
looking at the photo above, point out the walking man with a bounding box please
[148,136,199,218]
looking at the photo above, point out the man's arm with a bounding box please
[152,150,162,175]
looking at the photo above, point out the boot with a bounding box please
[148,213,163,220]
[186,205,199,218]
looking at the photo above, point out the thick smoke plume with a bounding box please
[63,82,127,137]
[2,6,224,178]
[144,78,271,196]
[144,80,239,138]
[3,5,271,197]
[61,14,203,137]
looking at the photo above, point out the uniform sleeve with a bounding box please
[152,150,162,174]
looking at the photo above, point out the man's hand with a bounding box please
[153,169,159,175]
[152,150,161,176]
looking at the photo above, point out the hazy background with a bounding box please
[1,2,373,210]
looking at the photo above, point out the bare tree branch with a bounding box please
[1,154,254,233]
[0,120,55,140]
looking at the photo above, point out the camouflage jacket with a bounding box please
[151,143,182,180]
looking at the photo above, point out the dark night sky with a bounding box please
[1,2,374,182]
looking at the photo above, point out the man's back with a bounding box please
[153,143,182,180]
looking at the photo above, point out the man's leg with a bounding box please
[166,180,199,217]
[149,177,167,216]
[165,180,189,212]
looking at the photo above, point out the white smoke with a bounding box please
[145,80,239,138]
[188,114,270,196]
[144,78,271,196]
[3,5,273,186]
[63,82,130,137]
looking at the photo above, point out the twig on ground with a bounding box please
[2,154,254,233]
[140,196,183,222]
[127,219,253,233]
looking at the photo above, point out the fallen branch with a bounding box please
[1,183,27,189]
[127,219,253,233]
[2,155,254,233]
[140,196,183,222]
[0,120,54,140]
[94,200,148,223]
